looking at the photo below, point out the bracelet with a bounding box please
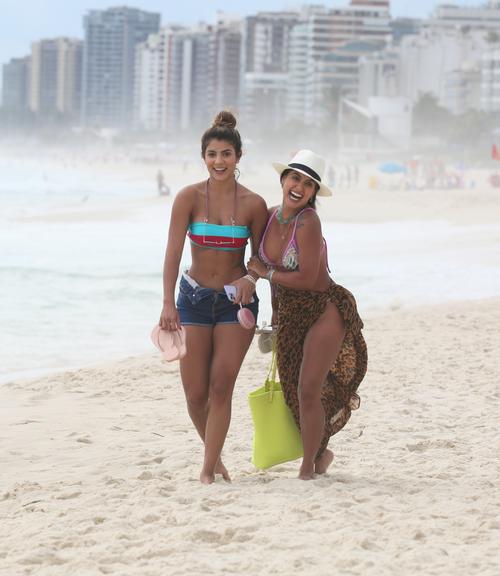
[243,274,257,285]
[266,268,275,283]
[247,270,259,282]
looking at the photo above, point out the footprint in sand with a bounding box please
[361,539,383,551]
[56,491,81,500]
[137,471,153,481]
[76,436,93,444]
[192,528,254,545]
[93,517,106,525]
[137,456,164,466]
[19,553,67,566]
[104,477,124,487]
[142,514,161,524]
[192,529,222,543]
[158,485,176,496]
[406,439,456,452]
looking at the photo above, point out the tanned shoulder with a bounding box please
[240,185,267,209]
[296,208,321,232]
[176,181,205,202]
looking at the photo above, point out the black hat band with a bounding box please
[288,163,321,182]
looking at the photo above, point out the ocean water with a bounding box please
[2,157,500,384]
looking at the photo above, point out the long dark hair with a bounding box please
[201,111,242,159]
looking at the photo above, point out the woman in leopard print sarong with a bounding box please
[248,150,367,480]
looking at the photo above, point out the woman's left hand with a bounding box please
[247,256,267,279]
[231,276,255,305]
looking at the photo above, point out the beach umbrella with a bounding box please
[378,162,406,174]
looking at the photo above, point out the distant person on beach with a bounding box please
[159,111,268,484]
[248,149,367,480]
[156,170,170,196]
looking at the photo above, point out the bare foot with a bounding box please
[215,460,231,482]
[298,464,315,481]
[314,449,334,475]
[200,470,215,484]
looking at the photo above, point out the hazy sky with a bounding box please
[0,0,482,66]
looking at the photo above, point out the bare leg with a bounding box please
[200,324,254,484]
[179,326,229,480]
[298,303,345,480]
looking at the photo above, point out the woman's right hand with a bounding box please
[159,302,180,331]
[247,256,268,279]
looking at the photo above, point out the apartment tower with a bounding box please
[81,7,160,127]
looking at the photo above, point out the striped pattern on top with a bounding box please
[188,221,250,251]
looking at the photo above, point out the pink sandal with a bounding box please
[151,325,187,361]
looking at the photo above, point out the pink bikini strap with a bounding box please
[262,208,279,238]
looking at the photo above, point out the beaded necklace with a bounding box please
[276,204,297,225]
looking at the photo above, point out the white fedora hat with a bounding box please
[272,149,333,197]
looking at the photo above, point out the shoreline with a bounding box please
[3,167,500,386]
[2,294,499,388]
[2,149,499,226]
[1,296,499,575]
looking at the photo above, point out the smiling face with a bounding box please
[281,169,319,211]
[203,139,240,182]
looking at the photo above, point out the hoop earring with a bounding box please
[234,167,241,181]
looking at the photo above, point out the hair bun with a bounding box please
[213,110,237,130]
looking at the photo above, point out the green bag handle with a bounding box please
[265,347,279,402]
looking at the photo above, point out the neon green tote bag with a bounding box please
[248,350,303,469]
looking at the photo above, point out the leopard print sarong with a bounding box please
[275,280,367,459]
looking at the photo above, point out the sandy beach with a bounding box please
[1,297,499,575]
[1,145,500,574]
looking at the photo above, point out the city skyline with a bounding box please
[0,0,482,67]
[3,0,499,135]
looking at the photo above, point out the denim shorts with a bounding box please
[177,272,259,327]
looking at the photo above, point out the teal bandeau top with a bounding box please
[187,221,251,251]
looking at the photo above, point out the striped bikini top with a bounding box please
[187,179,251,251]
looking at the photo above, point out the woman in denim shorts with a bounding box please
[158,111,268,484]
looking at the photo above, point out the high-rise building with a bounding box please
[443,65,482,115]
[428,2,500,31]
[330,0,391,47]
[57,38,83,118]
[287,1,391,125]
[30,39,59,116]
[286,21,309,123]
[29,38,82,120]
[134,16,242,134]
[240,11,300,130]
[390,18,422,45]
[398,28,488,108]
[82,7,160,127]
[134,27,180,132]
[358,46,400,106]
[164,25,212,133]
[313,38,385,108]
[210,16,242,115]
[2,56,30,113]
[481,49,500,112]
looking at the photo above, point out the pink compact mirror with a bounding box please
[237,306,255,329]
